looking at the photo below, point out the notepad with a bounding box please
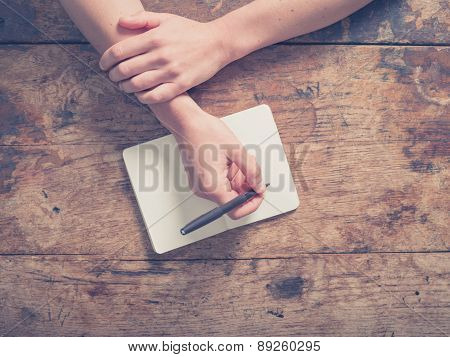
[123,105,299,254]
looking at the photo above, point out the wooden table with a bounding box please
[0,0,448,336]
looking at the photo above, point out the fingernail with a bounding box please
[99,62,105,71]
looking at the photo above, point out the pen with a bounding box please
[180,183,270,235]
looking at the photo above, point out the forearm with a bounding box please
[215,0,373,61]
[58,0,200,133]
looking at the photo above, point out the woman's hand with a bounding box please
[173,112,266,219]
[99,11,230,104]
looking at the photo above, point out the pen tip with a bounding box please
[180,229,186,235]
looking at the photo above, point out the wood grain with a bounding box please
[0,0,449,337]
[0,140,447,258]
[0,0,448,44]
[0,44,448,258]
[0,253,448,336]
[0,45,448,145]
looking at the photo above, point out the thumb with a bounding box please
[119,11,161,30]
[230,147,266,194]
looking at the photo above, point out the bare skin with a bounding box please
[58,0,266,219]
[99,0,373,103]
[59,0,372,218]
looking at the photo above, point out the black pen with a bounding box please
[180,183,270,235]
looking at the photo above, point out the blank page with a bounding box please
[123,105,299,254]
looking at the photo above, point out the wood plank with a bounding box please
[0,44,448,146]
[0,253,448,336]
[0,140,448,258]
[0,0,448,44]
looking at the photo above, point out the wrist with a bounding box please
[150,94,204,133]
[210,14,254,64]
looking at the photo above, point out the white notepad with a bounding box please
[123,105,299,253]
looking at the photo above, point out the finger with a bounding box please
[119,11,161,30]
[99,33,154,71]
[119,71,167,93]
[228,168,250,194]
[108,53,164,82]
[211,171,263,219]
[227,168,262,218]
[198,175,263,219]
[207,186,263,219]
[228,195,264,220]
[230,148,266,194]
[226,162,240,183]
[206,189,239,206]
[135,83,182,104]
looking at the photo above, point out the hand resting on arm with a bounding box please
[99,0,373,104]
[59,0,266,219]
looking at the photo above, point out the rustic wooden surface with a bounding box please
[0,0,449,44]
[0,0,449,336]
[0,254,448,336]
